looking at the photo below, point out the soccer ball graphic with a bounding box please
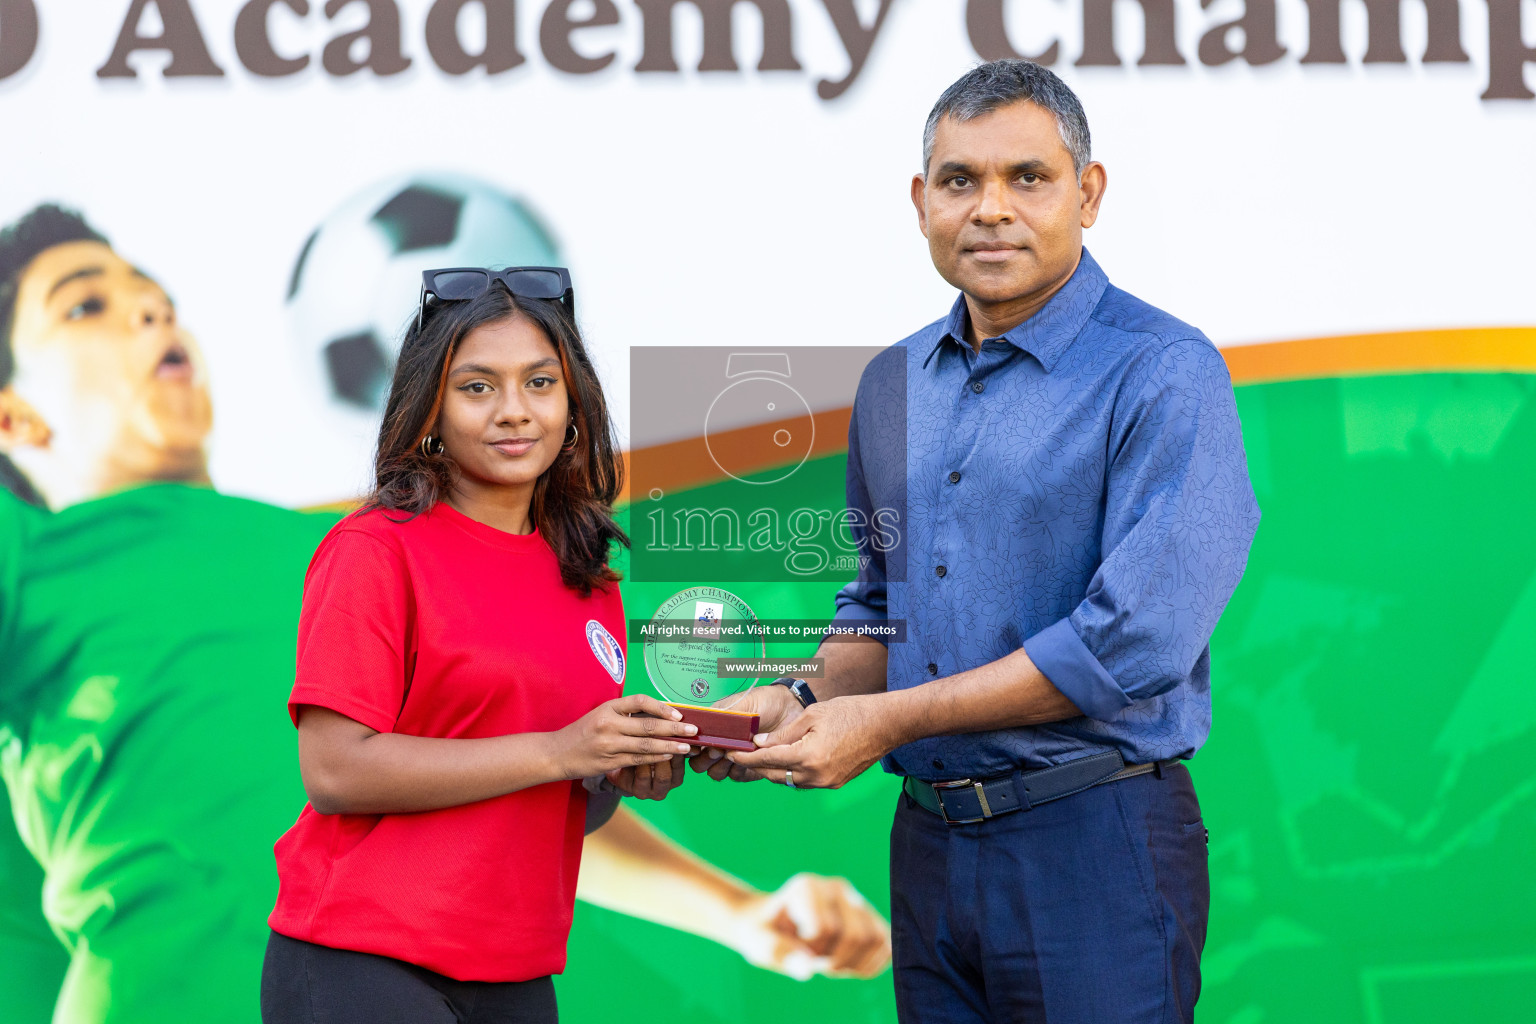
[286,172,561,415]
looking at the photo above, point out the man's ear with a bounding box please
[0,387,52,453]
[910,174,929,238]
[1079,162,1108,230]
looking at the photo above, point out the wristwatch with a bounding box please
[773,676,818,708]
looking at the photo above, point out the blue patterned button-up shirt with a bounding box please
[834,249,1260,781]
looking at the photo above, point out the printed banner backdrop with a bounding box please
[2,1,1534,1022]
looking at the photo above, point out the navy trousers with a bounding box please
[889,763,1209,1024]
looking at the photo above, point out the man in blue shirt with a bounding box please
[712,60,1260,1021]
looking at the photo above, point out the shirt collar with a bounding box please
[922,248,1110,373]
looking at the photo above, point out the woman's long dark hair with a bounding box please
[365,285,628,596]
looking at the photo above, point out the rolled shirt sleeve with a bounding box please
[1024,338,1260,720]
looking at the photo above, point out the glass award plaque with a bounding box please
[641,587,766,751]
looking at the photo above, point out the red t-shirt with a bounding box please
[268,502,626,981]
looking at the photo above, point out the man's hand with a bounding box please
[606,754,688,800]
[727,872,891,980]
[689,683,804,782]
[727,694,897,789]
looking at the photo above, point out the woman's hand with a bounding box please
[297,698,694,816]
[606,754,688,801]
[552,694,697,780]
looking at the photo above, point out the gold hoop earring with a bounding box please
[419,435,444,457]
[561,421,579,453]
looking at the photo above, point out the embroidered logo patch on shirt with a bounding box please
[586,620,625,683]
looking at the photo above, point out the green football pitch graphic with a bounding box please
[566,371,1536,1024]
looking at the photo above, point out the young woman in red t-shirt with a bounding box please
[261,268,696,1023]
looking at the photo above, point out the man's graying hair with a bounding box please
[922,60,1092,177]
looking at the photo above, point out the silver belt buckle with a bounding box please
[932,778,993,824]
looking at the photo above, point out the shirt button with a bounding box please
[935,565,947,577]
[949,471,961,484]
[927,662,938,675]
[971,380,985,394]
[932,759,945,771]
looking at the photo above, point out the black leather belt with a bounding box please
[902,750,1183,825]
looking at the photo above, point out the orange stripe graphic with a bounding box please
[1221,327,1536,385]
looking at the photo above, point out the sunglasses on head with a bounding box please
[415,266,575,334]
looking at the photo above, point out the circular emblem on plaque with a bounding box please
[642,587,766,707]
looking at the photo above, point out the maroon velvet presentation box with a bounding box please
[667,702,760,752]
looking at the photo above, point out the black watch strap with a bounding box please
[773,676,817,708]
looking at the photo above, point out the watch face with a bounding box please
[703,375,815,485]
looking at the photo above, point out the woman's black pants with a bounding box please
[261,932,557,1024]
